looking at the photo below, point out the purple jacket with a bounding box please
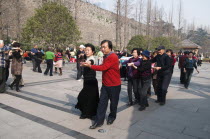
[122,57,142,78]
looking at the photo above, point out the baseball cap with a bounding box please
[157,46,165,50]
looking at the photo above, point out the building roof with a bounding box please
[178,39,202,49]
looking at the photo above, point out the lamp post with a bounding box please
[99,34,102,46]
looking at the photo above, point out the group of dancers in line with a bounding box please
[75,39,199,129]
[0,39,199,129]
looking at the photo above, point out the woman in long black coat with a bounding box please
[75,44,99,119]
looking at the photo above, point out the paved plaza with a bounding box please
[0,62,210,139]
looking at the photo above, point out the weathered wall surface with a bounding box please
[2,0,146,47]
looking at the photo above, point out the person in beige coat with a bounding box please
[9,42,23,92]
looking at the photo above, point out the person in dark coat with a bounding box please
[151,46,171,105]
[75,44,99,119]
[8,43,23,92]
[183,51,199,89]
[35,48,44,73]
[76,45,86,81]
[130,50,152,111]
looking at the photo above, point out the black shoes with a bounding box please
[139,106,146,111]
[155,100,160,103]
[80,115,87,119]
[89,123,103,129]
[127,102,133,106]
[79,115,92,119]
[9,85,13,90]
[16,89,20,92]
[159,102,165,106]
[107,119,115,125]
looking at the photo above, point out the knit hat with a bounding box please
[141,50,150,58]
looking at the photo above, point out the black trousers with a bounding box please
[180,68,185,84]
[35,60,42,72]
[44,59,53,75]
[184,68,194,88]
[127,78,139,103]
[0,67,6,93]
[95,85,121,124]
[11,75,21,90]
[76,62,83,80]
[139,79,151,107]
[5,67,9,82]
[32,58,36,71]
[157,73,171,103]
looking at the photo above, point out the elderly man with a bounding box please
[31,45,38,72]
[0,40,7,93]
[81,40,121,129]
[76,45,86,81]
[151,46,171,105]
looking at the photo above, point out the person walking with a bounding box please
[8,43,23,92]
[81,40,121,129]
[31,45,38,72]
[75,44,99,119]
[151,46,171,105]
[44,47,55,76]
[54,49,63,75]
[183,51,199,89]
[179,51,189,84]
[130,50,151,111]
[35,48,44,73]
[122,48,141,106]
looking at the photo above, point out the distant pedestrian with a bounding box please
[76,45,86,81]
[9,43,23,92]
[54,49,63,76]
[35,48,44,73]
[179,51,189,84]
[183,51,199,89]
[31,45,38,72]
[44,47,55,76]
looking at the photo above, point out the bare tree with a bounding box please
[16,0,21,41]
[138,0,144,35]
[146,0,151,37]
[178,0,183,38]
[123,0,128,50]
[0,0,3,39]
[116,0,122,50]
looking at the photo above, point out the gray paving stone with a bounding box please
[183,127,210,139]
[136,132,167,139]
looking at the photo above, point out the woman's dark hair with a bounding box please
[188,51,193,54]
[101,40,113,50]
[166,49,173,54]
[131,48,140,56]
[12,42,21,47]
[85,43,95,53]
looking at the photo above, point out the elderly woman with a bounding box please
[75,44,99,119]
[9,42,23,92]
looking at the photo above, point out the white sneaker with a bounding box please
[77,79,82,81]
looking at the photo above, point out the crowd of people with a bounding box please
[0,39,201,129]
